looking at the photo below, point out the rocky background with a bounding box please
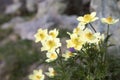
[0,0,120,80]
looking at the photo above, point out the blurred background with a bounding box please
[0,0,120,80]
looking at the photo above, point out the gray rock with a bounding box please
[2,0,79,41]
[63,0,90,15]
[26,0,37,12]
[4,0,21,14]
[14,13,78,40]
[90,0,120,50]
[0,61,6,80]
[13,0,78,40]
[35,0,66,18]
[1,17,25,29]
[83,0,90,4]
[59,15,78,29]
[91,0,120,32]
[0,0,13,14]
[14,15,54,40]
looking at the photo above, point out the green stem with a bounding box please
[89,23,97,33]
[107,24,109,37]
[56,47,67,80]
[83,25,88,31]
[105,24,110,62]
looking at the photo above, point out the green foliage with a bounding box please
[44,41,107,80]
[0,40,45,80]
[0,15,13,25]
[58,28,71,38]
[0,28,13,41]
[44,43,120,80]
[107,49,120,80]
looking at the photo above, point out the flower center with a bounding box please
[74,27,81,34]
[52,70,56,76]
[47,40,56,48]
[49,32,55,37]
[50,53,57,59]
[36,75,41,79]
[68,52,73,57]
[72,38,79,44]
[86,32,94,40]
[39,33,45,39]
[84,14,92,22]
[107,17,113,23]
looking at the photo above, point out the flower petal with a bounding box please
[91,12,96,17]
[77,17,83,21]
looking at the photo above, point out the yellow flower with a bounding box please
[45,67,56,77]
[73,26,84,35]
[77,12,98,24]
[41,37,61,52]
[66,34,84,50]
[46,52,58,62]
[29,69,45,80]
[94,33,105,44]
[101,16,119,24]
[62,51,77,61]
[77,23,86,30]
[49,29,59,38]
[34,29,48,43]
[82,28,96,43]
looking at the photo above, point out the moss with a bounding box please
[107,47,120,80]
[0,15,13,25]
[0,40,45,80]
[0,28,13,41]
[58,28,71,38]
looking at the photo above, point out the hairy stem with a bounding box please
[89,23,97,33]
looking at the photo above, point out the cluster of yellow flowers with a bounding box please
[66,27,104,50]
[34,29,61,62]
[29,12,119,80]
[29,67,56,80]
[77,12,119,25]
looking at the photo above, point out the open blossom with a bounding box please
[41,37,61,52]
[34,29,48,43]
[94,33,105,40]
[62,51,77,61]
[45,67,56,77]
[49,29,59,38]
[29,69,45,80]
[73,26,84,35]
[66,34,84,50]
[101,16,119,24]
[94,33,105,44]
[46,52,58,62]
[82,28,96,43]
[77,12,98,24]
[81,28,104,44]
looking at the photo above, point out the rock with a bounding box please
[0,0,13,14]
[26,0,38,12]
[0,60,6,75]
[14,15,54,40]
[14,13,78,40]
[91,0,120,32]
[12,0,78,40]
[1,0,80,41]
[59,15,78,29]
[1,17,25,29]
[63,0,90,15]
[35,0,66,18]
[90,0,120,50]
[0,60,6,80]
[4,0,21,14]
[83,0,90,4]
